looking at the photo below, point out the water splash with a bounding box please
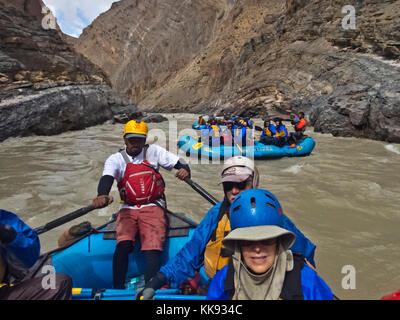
[282,163,304,174]
[385,144,400,155]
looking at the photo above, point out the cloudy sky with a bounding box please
[42,0,120,37]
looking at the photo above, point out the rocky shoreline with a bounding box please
[0,81,171,142]
[0,83,122,142]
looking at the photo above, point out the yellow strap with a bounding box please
[236,144,244,153]
[72,288,82,295]
[192,142,203,150]
[304,258,316,271]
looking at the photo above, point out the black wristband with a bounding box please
[174,159,191,174]
[97,175,114,196]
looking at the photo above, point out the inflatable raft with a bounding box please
[33,211,206,300]
[192,122,207,130]
[178,135,316,160]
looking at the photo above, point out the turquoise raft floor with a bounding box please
[51,226,197,290]
[48,211,207,300]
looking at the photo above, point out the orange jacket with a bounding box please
[296,119,306,131]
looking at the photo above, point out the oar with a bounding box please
[184,178,218,206]
[34,205,95,235]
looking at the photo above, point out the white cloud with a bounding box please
[42,0,119,37]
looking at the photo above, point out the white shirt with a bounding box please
[102,144,180,209]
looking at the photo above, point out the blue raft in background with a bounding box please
[178,135,316,160]
[192,122,207,130]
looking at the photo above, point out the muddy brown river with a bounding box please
[1,113,399,299]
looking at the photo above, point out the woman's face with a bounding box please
[240,238,278,274]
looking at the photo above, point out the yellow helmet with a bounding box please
[123,120,148,138]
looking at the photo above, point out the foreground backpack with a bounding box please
[118,147,165,207]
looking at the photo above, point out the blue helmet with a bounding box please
[229,189,284,231]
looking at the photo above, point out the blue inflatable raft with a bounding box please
[34,211,206,300]
[178,135,316,160]
[192,122,207,130]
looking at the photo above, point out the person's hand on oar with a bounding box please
[175,168,190,180]
[92,195,114,209]
[174,157,191,180]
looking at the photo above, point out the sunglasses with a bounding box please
[240,238,278,247]
[223,180,251,192]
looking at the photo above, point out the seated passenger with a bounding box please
[289,111,307,146]
[221,120,234,146]
[200,120,221,146]
[207,189,334,300]
[0,210,72,300]
[135,157,317,300]
[273,118,288,147]
[198,116,206,126]
[259,119,276,145]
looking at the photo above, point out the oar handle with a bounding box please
[34,205,95,235]
[184,178,218,206]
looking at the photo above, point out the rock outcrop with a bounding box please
[74,0,400,143]
[0,0,109,90]
[0,83,138,141]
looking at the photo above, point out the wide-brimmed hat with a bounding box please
[223,225,295,251]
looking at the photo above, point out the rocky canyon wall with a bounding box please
[0,0,138,142]
[74,0,400,142]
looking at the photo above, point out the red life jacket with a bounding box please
[295,119,306,132]
[381,290,400,300]
[117,147,165,207]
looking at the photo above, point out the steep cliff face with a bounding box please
[0,0,140,142]
[75,0,400,142]
[76,0,228,98]
[0,0,108,92]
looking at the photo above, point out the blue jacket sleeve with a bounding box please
[206,264,229,300]
[282,214,316,268]
[160,203,222,288]
[0,209,40,268]
[301,263,334,300]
